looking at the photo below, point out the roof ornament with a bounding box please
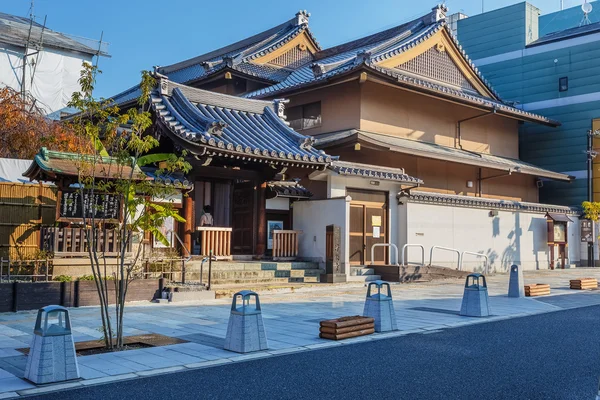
[158,78,169,95]
[426,4,448,24]
[299,136,315,150]
[311,63,326,78]
[274,98,290,125]
[206,121,228,136]
[200,60,220,69]
[295,10,310,26]
[354,51,372,66]
[222,55,242,68]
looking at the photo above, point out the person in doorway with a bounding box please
[199,205,213,227]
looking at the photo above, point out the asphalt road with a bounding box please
[30,306,600,400]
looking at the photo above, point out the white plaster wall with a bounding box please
[0,44,92,114]
[266,197,289,211]
[292,197,350,274]
[402,202,581,272]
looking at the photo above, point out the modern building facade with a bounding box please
[457,1,600,206]
[0,11,109,114]
[105,6,582,275]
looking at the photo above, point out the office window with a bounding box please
[287,102,321,131]
[559,77,568,92]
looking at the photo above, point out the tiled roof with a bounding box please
[157,11,319,85]
[241,7,557,127]
[267,180,312,198]
[23,148,148,182]
[316,129,573,182]
[0,12,107,56]
[408,190,580,215]
[110,12,318,107]
[151,80,333,167]
[329,160,422,185]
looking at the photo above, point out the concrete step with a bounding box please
[350,267,376,276]
[191,269,321,279]
[346,275,382,282]
[186,261,319,271]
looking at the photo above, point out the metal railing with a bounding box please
[429,246,461,269]
[401,244,425,267]
[0,258,51,282]
[167,230,191,283]
[460,251,489,273]
[370,243,400,266]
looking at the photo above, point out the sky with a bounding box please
[0,0,590,99]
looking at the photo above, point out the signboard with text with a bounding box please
[59,190,121,221]
[581,220,594,243]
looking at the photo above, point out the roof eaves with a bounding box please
[159,16,299,74]
[366,64,560,127]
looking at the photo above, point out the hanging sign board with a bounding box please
[59,190,121,221]
[581,220,594,243]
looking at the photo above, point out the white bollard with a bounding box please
[362,280,397,332]
[508,264,525,298]
[224,290,268,353]
[460,274,490,317]
[24,305,80,384]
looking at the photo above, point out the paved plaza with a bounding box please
[1,269,600,398]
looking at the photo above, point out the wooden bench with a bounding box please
[569,278,598,290]
[319,316,374,340]
[524,284,551,297]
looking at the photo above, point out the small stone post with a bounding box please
[24,305,79,384]
[508,264,525,298]
[460,273,490,317]
[224,290,268,353]
[362,280,397,332]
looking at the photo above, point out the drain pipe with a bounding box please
[457,108,497,150]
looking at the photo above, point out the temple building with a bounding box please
[106,6,582,275]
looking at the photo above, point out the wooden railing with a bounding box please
[40,227,131,257]
[197,227,232,258]
[272,230,302,260]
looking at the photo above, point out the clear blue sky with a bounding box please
[0,0,586,99]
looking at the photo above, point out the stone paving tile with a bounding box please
[0,269,599,395]
[0,376,34,391]
[78,365,108,379]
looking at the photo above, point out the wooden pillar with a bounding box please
[255,182,267,257]
[182,195,193,254]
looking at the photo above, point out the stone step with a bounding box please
[346,275,382,282]
[186,261,319,271]
[211,276,319,285]
[191,269,322,280]
[350,267,376,276]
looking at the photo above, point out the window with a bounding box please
[287,102,321,131]
[559,76,568,92]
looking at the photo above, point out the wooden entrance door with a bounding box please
[232,181,255,254]
[348,190,388,265]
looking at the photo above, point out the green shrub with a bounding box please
[78,274,115,281]
[53,275,72,282]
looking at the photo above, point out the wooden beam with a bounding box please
[182,195,193,255]
[255,181,267,257]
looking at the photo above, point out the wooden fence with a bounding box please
[40,227,131,257]
[197,227,232,258]
[0,183,57,260]
[272,230,302,260]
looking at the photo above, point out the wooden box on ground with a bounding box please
[524,284,551,297]
[319,316,374,340]
[569,278,598,290]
